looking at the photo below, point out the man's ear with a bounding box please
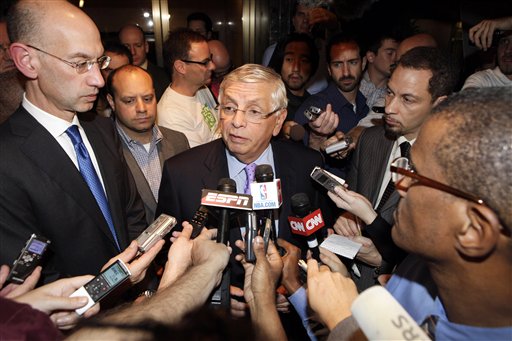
[432,95,447,108]
[365,51,375,63]
[144,40,149,54]
[272,109,286,136]
[455,203,502,258]
[106,93,115,111]
[9,43,38,79]
[173,60,186,75]
[361,55,367,71]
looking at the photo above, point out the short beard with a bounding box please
[383,120,401,139]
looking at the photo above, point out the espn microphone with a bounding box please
[351,286,430,340]
[216,178,237,245]
[288,193,325,260]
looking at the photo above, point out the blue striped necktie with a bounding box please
[66,125,120,250]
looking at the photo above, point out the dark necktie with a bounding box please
[243,163,257,194]
[420,314,438,340]
[66,125,120,250]
[376,141,411,212]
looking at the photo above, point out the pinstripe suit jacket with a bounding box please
[345,125,400,290]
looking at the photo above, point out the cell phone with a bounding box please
[304,106,322,121]
[7,234,51,284]
[310,166,346,193]
[70,259,131,315]
[136,214,177,254]
[325,136,353,154]
[245,212,258,263]
[190,206,209,239]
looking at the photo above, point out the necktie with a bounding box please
[376,141,411,212]
[66,125,120,250]
[243,163,257,194]
[420,314,438,340]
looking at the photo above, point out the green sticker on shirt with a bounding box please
[201,105,217,130]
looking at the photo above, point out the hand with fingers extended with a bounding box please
[0,264,41,299]
[333,211,362,237]
[14,275,100,330]
[328,186,377,226]
[277,238,302,295]
[322,131,355,159]
[235,237,283,307]
[236,236,286,341]
[159,222,218,290]
[319,247,349,277]
[351,235,382,267]
[306,258,358,331]
[101,238,164,286]
[469,17,512,50]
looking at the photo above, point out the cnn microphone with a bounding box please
[288,193,325,260]
[216,178,237,245]
[351,286,430,340]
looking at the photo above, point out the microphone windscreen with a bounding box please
[289,124,305,142]
[255,164,274,182]
[217,178,236,193]
[291,193,311,217]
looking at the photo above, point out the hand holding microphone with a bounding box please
[288,193,325,260]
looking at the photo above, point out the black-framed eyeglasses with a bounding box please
[390,157,485,205]
[26,44,110,74]
[215,104,282,124]
[180,54,213,67]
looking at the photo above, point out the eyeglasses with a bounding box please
[180,54,213,67]
[390,157,485,205]
[26,44,110,74]
[216,104,282,124]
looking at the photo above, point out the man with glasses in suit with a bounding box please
[0,0,146,284]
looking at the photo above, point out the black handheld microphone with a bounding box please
[289,193,324,260]
[216,178,237,245]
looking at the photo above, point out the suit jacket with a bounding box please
[121,126,189,225]
[156,138,333,285]
[0,107,146,283]
[346,125,404,290]
[146,62,170,101]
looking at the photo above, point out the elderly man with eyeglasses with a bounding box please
[0,0,146,284]
[157,29,219,148]
[156,64,333,327]
[328,46,458,292]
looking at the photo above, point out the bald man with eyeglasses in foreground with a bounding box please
[0,0,146,285]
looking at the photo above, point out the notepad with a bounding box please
[320,234,362,259]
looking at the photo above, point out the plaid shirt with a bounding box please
[116,123,163,200]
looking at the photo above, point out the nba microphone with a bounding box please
[288,193,325,260]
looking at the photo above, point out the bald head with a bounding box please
[208,39,231,74]
[396,33,437,60]
[8,0,100,49]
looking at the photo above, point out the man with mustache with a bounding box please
[293,34,369,174]
[268,33,319,123]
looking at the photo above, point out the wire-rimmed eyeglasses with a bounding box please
[215,104,282,124]
[26,44,110,74]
